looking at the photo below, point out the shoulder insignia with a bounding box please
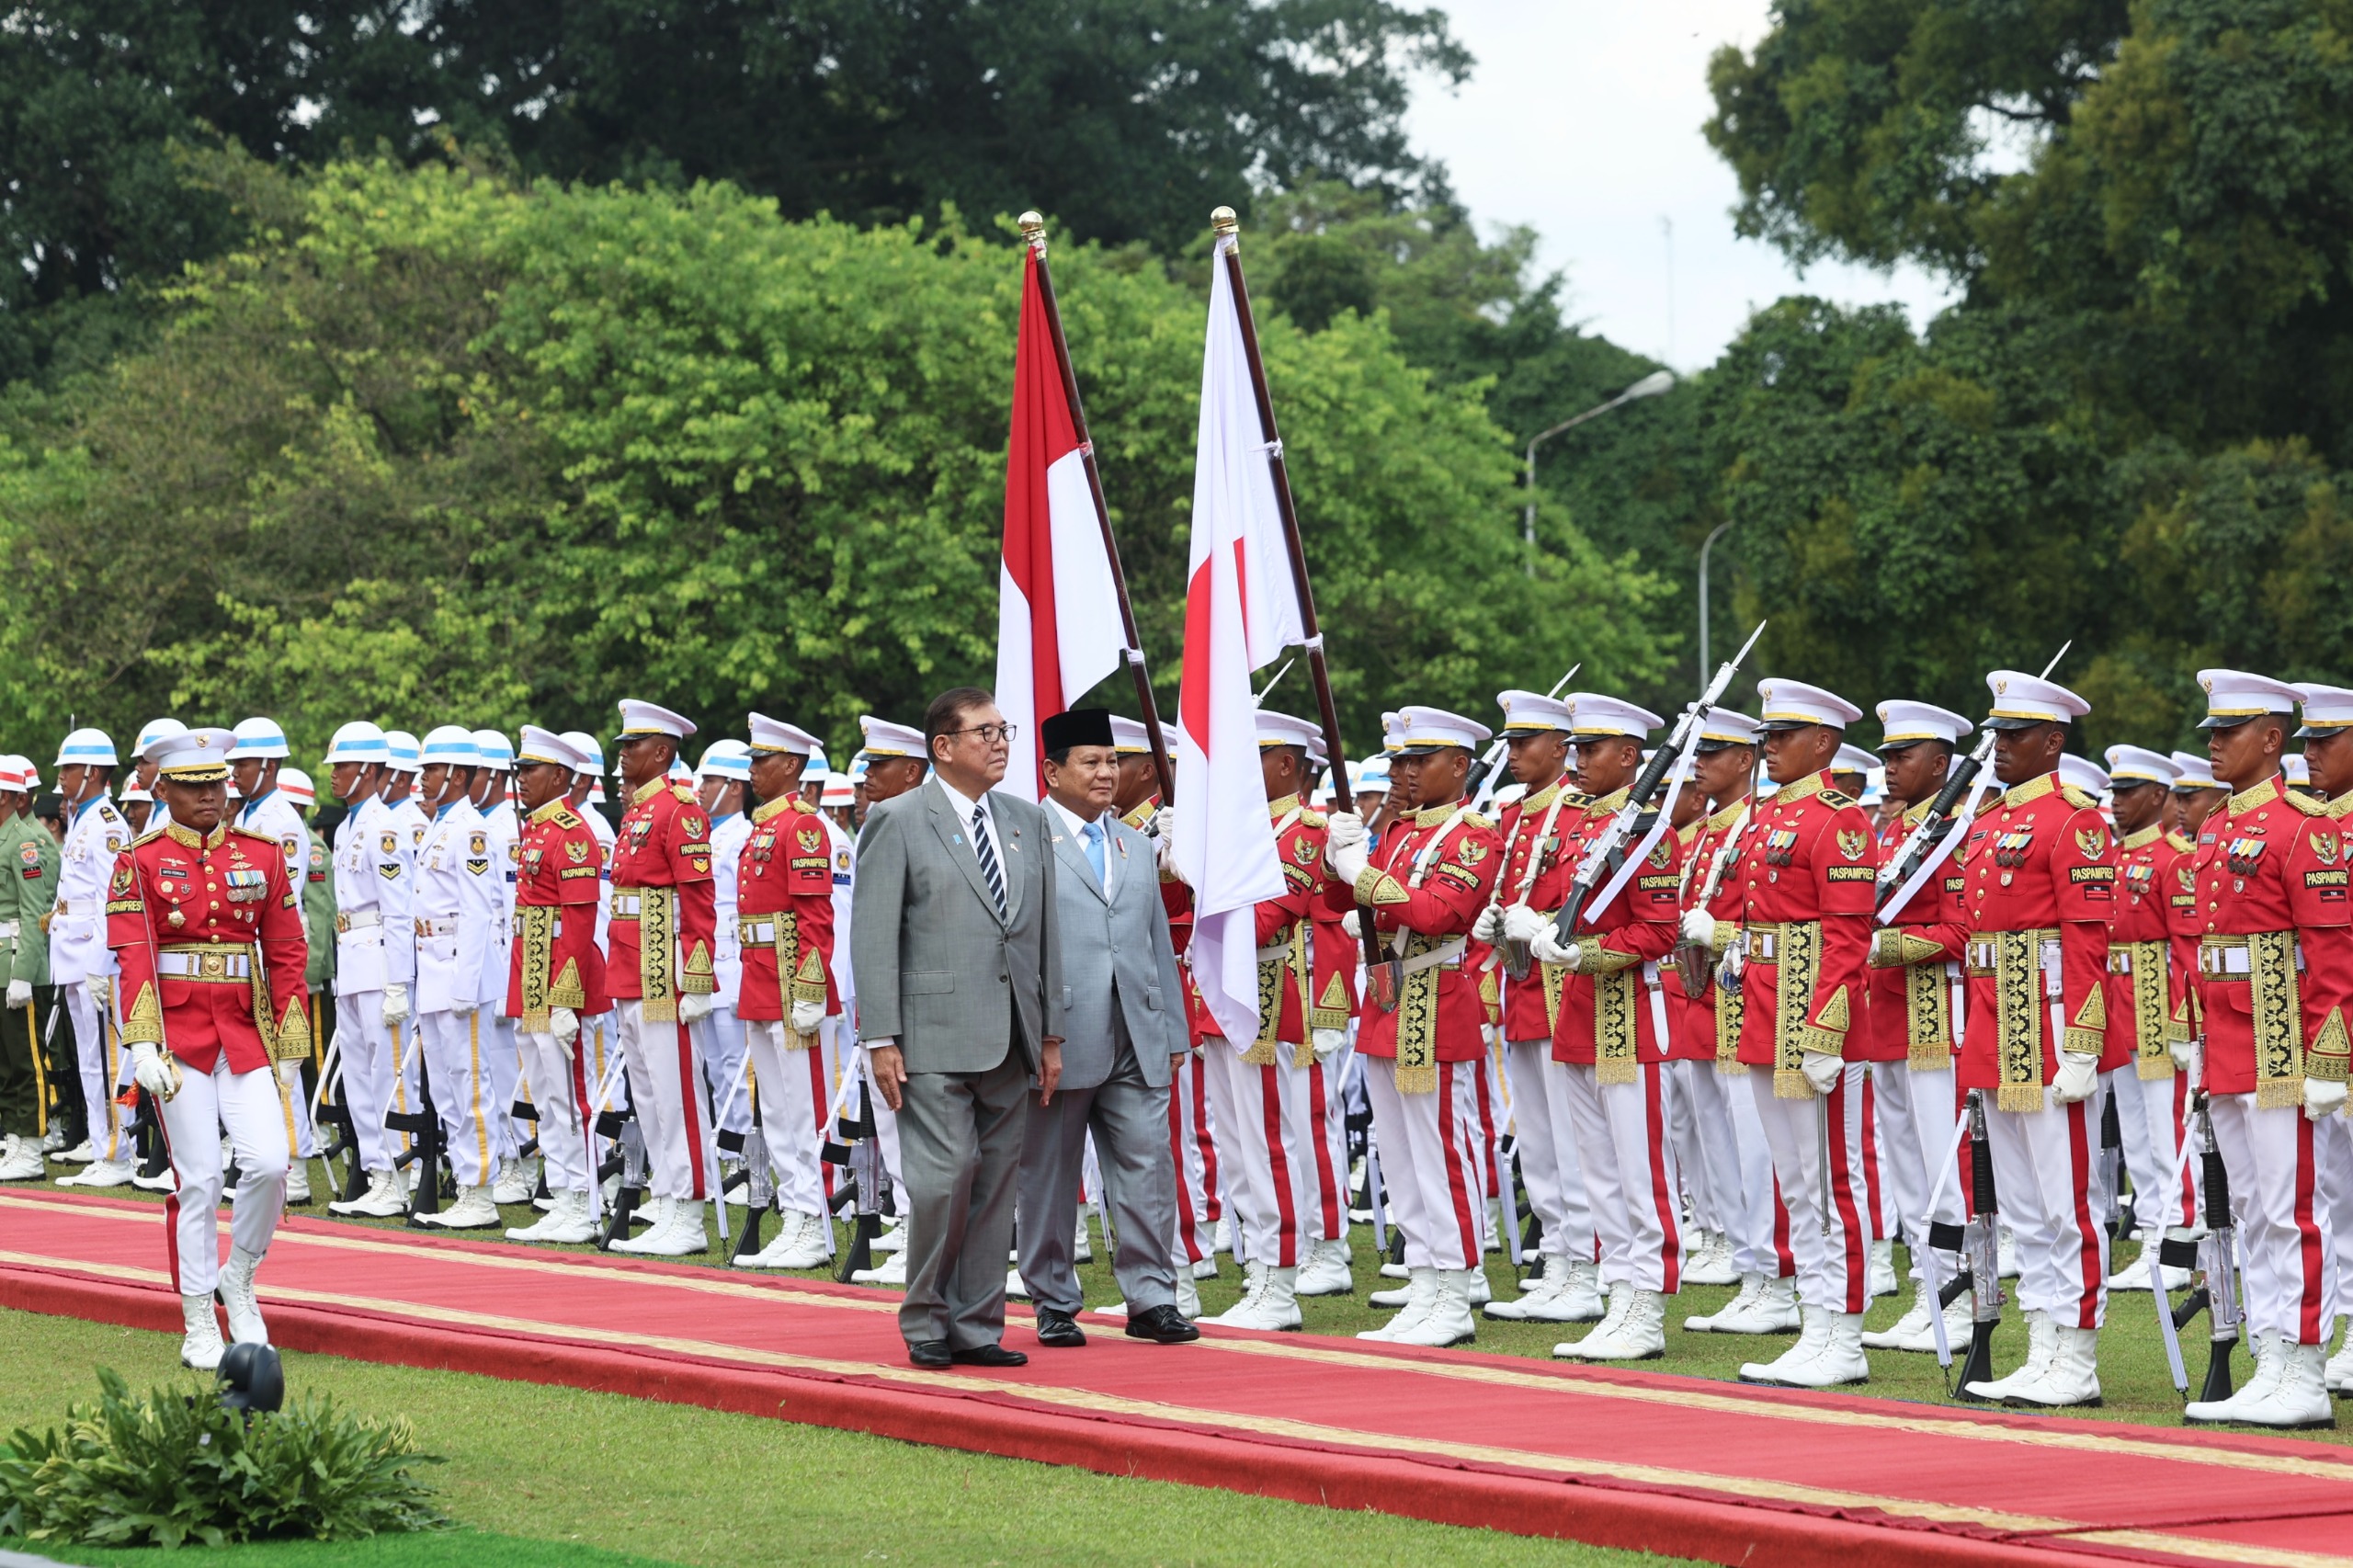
[1299,808,1327,828]
[1835,827,1868,861]
[1461,810,1495,832]
[2284,791,2330,818]
[1457,836,1489,868]
[108,861,135,898]
[672,784,698,804]
[2313,829,2339,867]
[2075,825,2109,859]
[550,804,581,829]
[129,826,172,848]
[381,832,399,855]
[2061,784,2100,810]
[2166,829,2196,851]
[1818,789,1857,810]
[229,824,278,847]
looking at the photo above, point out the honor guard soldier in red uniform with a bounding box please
[606,699,722,1257]
[2097,746,2196,1290]
[1677,707,1802,1337]
[2178,673,2352,1426]
[1476,689,1605,1327]
[1526,695,1688,1362]
[1949,672,2114,1408]
[1859,700,1975,1353]
[729,713,839,1272]
[1725,680,1877,1390]
[108,727,310,1369]
[1194,711,1351,1332]
[2294,684,2353,1394]
[501,727,609,1245]
[1324,706,1503,1347]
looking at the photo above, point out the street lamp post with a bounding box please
[1522,369,1677,561]
[1696,517,1739,694]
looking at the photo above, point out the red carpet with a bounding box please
[4,1189,2351,1568]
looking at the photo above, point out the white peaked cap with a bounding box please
[1834,744,1878,777]
[2104,745,2178,787]
[2170,750,2222,790]
[153,726,235,780]
[1756,679,1863,732]
[2285,755,2312,788]
[2058,755,2110,796]
[1566,693,1663,740]
[1876,700,1972,751]
[1696,708,1760,749]
[618,699,696,741]
[324,722,390,765]
[2196,668,2301,729]
[1496,689,1574,734]
[1381,711,1404,754]
[1984,670,2091,729]
[2295,682,2353,737]
[748,713,820,756]
[1392,706,1492,755]
[1107,716,1152,756]
[517,726,592,774]
[860,715,927,760]
[1256,710,1324,763]
[226,717,290,761]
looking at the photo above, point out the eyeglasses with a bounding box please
[944,723,1017,746]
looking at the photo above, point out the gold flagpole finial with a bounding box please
[1018,210,1046,252]
[1210,205,1239,235]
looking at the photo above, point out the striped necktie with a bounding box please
[971,804,1007,915]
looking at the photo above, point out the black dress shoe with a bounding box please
[1123,1304,1201,1344]
[1034,1307,1086,1347]
[949,1342,1029,1368]
[906,1339,952,1369]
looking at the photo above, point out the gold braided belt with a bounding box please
[2200,931,2307,1108]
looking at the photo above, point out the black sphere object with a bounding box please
[217,1342,285,1415]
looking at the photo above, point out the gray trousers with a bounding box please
[1015,1019,1178,1315]
[896,1035,1031,1349]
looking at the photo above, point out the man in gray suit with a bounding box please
[1014,710,1199,1348]
[853,687,1063,1369]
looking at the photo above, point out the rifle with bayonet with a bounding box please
[824,1076,891,1282]
[2162,1095,2243,1403]
[1942,1091,2006,1397]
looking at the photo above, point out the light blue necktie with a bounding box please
[1083,818,1108,886]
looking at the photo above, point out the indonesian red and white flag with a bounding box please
[1177,237,1307,1050]
[995,246,1126,800]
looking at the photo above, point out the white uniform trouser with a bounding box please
[1984,1094,2107,1330]
[2209,1093,2335,1346]
[1872,1060,1964,1277]
[1303,1051,1349,1248]
[67,982,128,1162]
[703,1006,753,1138]
[1169,1048,1216,1264]
[1361,1055,1484,1271]
[479,1010,522,1165]
[614,999,720,1203]
[419,1010,497,1189]
[1664,1061,1714,1235]
[2109,1065,2191,1233]
[331,989,398,1175]
[1561,1061,1684,1294]
[158,1056,289,1296]
[2316,1114,2353,1324]
[1201,1040,1322,1269]
[1505,1039,1596,1265]
[1688,1062,1790,1278]
[743,1018,827,1219]
[1751,1062,1873,1313]
[516,1028,591,1196]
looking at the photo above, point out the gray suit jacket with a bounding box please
[1043,806,1190,1090]
[851,777,1063,1074]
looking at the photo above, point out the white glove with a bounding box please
[1153,808,1188,883]
[1326,836,1369,888]
[1324,811,1367,853]
[2052,1051,2099,1105]
[130,1041,180,1101]
[1529,926,1577,968]
[276,1059,304,1088]
[2305,1076,2348,1121]
[1500,903,1548,947]
[791,998,826,1034]
[2170,1035,2200,1076]
[1311,1028,1346,1063]
[678,992,714,1025]
[1801,1051,1843,1096]
[1716,946,1745,993]
[1340,910,1361,940]
[1471,904,1504,945]
[380,983,411,1028]
[1678,909,1716,949]
[5,979,29,1008]
[550,1006,579,1048]
[449,996,478,1018]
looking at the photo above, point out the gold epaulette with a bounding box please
[1461,809,1495,832]
[2166,829,2197,851]
[1818,789,1857,810]
[549,804,582,830]
[229,824,281,848]
[129,825,171,849]
[2283,790,2331,818]
[2061,784,2101,811]
[672,784,699,804]
[1300,808,1327,828]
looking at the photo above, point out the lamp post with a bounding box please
[1521,370,1676,565]
[1696,517,1740,694]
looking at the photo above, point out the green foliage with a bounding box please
[0,156,1666,759]
[0,1367,448,1549]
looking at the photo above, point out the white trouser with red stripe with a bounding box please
[517,1026,592,1195]
[2209,1092,2335,1346]
[2315,1114,2353,1324]
[1168,1047,1216,1263]
[1361,1055,1484,1270]
[157,1054,289,1296]
[1505,1038,1596,1266]
[1686,1062,1790,1278]
[1561,1061,1684,1293]
[1984,1093,2107,1329]
[615,999,720,1204]
[1750,1062,1873,1313]
[2108,1065,2193,1233]
[1201,1040,1321,1268]
[1303,1049,1350,1248]
[744,1018,828,1219]
[1663,1061,1716,1236]
[419,1009,497,1189]
[1870,1060,1965,1276]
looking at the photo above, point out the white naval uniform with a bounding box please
[474,792,524,1166]
[238,786,322,1163]
[412,799,499,1188]
[705,811,754,1139]
[331,794,415,1176]
[53,793,133,1163]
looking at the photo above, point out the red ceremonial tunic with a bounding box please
[1734,770,1874,1090]
[1494,778,1586,1047]
[1674,797,1756,1066]
[108,823,311,1074]
[2103,822,2185,1079]
[1550,786,1684,1072]
[506,798,608,1028]
[1348,800,1504,1074]
[734,793,837,1021]
[1865,798,1970,1069]
[607,777,718,1015]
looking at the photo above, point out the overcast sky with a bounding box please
[1404,0,1959,373]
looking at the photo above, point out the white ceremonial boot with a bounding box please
[1685,1273,1763,1334]
[180,1294,225,1371]
[418,1184,502,1230]
[873,1215,908,1253]
[509,1188,597,1244]
[1210,1263,1305,1332]
[1390,1268,1477,1348]
[1357,1267,1438,1342]
[1465,1267,1491,1307]
[58,1138,94,1163]
[2188,1334,2334,1427]
[607,1195,673,1254]
[282,1159,311,1204]
[1538,1258,1608,1324]
[1962,1309,2056,1403]
[1773,1311,1869,1387]
[1866,1238,1898,1298]
[2006,1324,2103,1408]
[59,1156,134,1187]
[1073,1213,1094,1264]
[1295,1239,1354,1297]
[219,1246,268,1345]
[635,1199,707,1256]
[333,1169,409,1219]
[1176,1271,1201,1319]
[1212,1216,1233,1254]
[1868,1279,1971,1353]
[1685,1231,1738,1288]
[1552,1284,1633,1359]
[1190,1255,1220,1280]
[852,1247,908,1285]
[1559,1288,1665,1361]
[1712,1274,1802,1335]
[131,1160,176,1192]
[2325,1325,2353,1393]
[0,1136,45,1182]
[1739,1302,1835,1384]
[1485,1255,1564,1321]
[1005,1267,1033,1301]
[491,1157,533,1206]
[768,1210,835,1269]
[1863,1279,1938,1349]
